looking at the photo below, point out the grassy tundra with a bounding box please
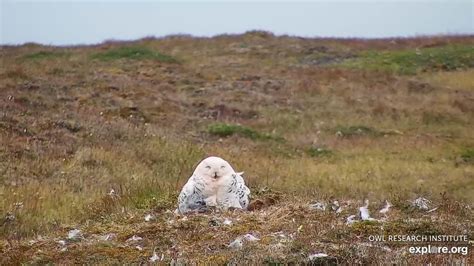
[1,32,473,264]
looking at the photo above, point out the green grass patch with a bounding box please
[23,51,68,60]
[342,45,474,75]
[334,125,381,138]
[307,147,333,158]
[459,148,474,164]
[350,220,382,234]
[125,188,176,210]
[92,46,177,62]
[207,123,282,141]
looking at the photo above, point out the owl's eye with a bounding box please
[205,165,211,169]
[220,165,226,169]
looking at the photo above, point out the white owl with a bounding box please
[177,156,251,214]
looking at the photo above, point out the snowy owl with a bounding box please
[177,156,250,214]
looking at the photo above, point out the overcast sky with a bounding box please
[1,0,473,45]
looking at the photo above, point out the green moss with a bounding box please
[460,148,474,164]
[341,45,474,75]
[208,123,256,138]
[92,46,177,62]
[307,147,333,158]
[350,220,382,235]
[207,123,283,141]
[123,184,177,210]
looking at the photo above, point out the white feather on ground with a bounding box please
[308,253,329,260]
[359,199,377,221]
[309,202,326,211]
[346,215,357,225]
[144,214,154,222]
[242,234,260,241]
[67,229,82,240]
[228,238,243,249]
[223,218,233,225]
[100,233,116,241]
[228,233,260,249]
[379,200,392,214]
[331,200,342,213]
[149,250,162,262]
[126,235,143,242]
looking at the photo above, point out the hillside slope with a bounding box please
[1,32,473,263]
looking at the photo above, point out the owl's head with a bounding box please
[194,156,235,181]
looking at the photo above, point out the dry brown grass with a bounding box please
[0,33,473,263]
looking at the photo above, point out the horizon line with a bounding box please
[2,30,473,47]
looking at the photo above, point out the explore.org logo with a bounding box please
[408,245,469,255]
[367,234,470,256]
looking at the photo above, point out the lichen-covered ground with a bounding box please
[1,32,473,263]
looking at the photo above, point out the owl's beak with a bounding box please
[213,172,219,179]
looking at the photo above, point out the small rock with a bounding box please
[331,200,342,213]
[228,233,260,249]
[309,202,326,211]
[228,238,243,249]
[3,212,15,223]
[209,219,220,227]
[223,218,232,226]
[145,214,154,222]
[67,229,82,240]
[412,197,431,210]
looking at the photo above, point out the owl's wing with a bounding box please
[217,173,250,210]
[234,173,251,209]
[177,175,206,214]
